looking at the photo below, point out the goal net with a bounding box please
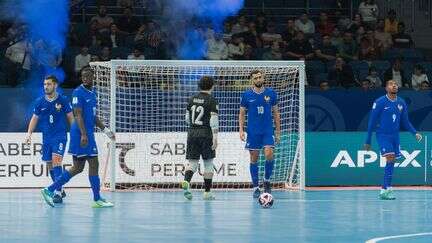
[90,60,305,191]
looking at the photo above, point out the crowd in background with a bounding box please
[0,0,430,91]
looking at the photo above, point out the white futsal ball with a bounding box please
[258,193,274,208]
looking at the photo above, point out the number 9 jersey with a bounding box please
[185,92,218,160]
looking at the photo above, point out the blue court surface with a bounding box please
[2,189,432,243]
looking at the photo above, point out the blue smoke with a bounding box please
[164,0,244,59]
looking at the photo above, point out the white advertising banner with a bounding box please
[0,132,251,187]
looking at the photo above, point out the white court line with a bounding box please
[365,232,432,243]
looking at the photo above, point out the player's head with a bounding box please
[43,75,58,95]
[80,66,94,87]
[198,76,215,92]
[385,79,399,94]
[250,70,264,88]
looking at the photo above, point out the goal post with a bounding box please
[90,60,305,191]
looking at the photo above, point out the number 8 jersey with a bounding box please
[186,92,219,138]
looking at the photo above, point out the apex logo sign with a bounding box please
[331,150,422,168]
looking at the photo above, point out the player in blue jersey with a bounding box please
[364,79,422,200]
[239,70,281,198]
[41,67,115,208]
[25,75,74,203]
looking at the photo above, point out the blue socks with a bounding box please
[383,162,395,189]
[89,175,101,201]
[48,170,71,192]
[52,166,63,191]
[249,163,259,188]
[264,160,274,181]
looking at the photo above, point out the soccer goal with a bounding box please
[90,60,305,191]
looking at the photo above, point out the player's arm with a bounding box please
[25,114,39,144]
[272,105,281,144]
[95,116,115,140]
[401,102,422,142]
[73,107,88,147]
[364,101,383,150]
[66,112,74,126]
[210,100,219,150]
[239,93,247,141]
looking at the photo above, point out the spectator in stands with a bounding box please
[117,0,133,8]
[104,23,126,48]
[347,14,363,34]
[334,10,351,31]
[117,7,141,34]
[317,12,335,36]
[314,34,337,62]
[411,64,429,90]
[295,13,315,36]
[359,36,380,61]
[338,32,358,61]
[384,9,398,34]
[327,57,357,88]
[255,12,267,35]
[90,55,100,62]
[319,81,330,91]
[90,5,114,34]
[285,31,314,60]
[68,22,81,47]
[243,44,256,60]
[374,19,393,51]
[241,21,261,48]
[100,46,112,61]
[420,81,431,90]
[355,25,366,43]
[330,27,343,48]
[366,66,382,87]
[231,15,249,34]
[74,45,91,75]
[392,22,414,49]
[4,39,31,86]
[261,22,282,48]
[384,58,408,87]
[281,19,297,47]
[87,19,104,47]
[358,0,379,28]
[223,20,233,43]
[262,41,283,60]
[134,24,148,50]
[146,28,167,59]
[228,34,245,60]
[361,80,372,91]
[206,32,228,60]
[127,49,145,60]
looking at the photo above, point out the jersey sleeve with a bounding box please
[240,92,248,109]
[62,96,73,113]
[210,98,219,114]
[271,89,278,106]
[401,101,417,135]
[33,99,42,116]
[71,90,83,109]
[365,99,383,144]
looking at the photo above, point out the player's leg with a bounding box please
[182,137,200,200]
[202,138,216,200]
[246,133,262,198]
[263,134,276,194]
[377,134,396,200]
[51,140,67,203]
[87,156,113,208]
[41,156,85,206]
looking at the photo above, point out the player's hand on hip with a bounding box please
[363,144,371,151]
[239,130,246,141]
[103,127,115,140]
[80,134,88,147]
[416,133,423,142]
[211,138,217,150]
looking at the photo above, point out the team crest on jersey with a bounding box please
[55,103,62,111]
[397,104,403,112]
[264,96,270,103]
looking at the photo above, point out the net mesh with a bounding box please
[91,61,303,190]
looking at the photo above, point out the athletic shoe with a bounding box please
[263,181,272,194]
[41,188,55,207]
[92,198,114,208]
[203,191,215,200]
[61,189,66,198]
[53,193,63,204]
[253,187,261,198]
[182,181,192,200]
[379,189,396,200]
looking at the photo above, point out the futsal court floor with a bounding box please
[1,189,432,243]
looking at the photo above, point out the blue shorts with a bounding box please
[376,133,401,158]
[245,133,274,150]
[68,132,98,158]
[42,138,67,162]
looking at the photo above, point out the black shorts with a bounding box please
[186,136,215,160]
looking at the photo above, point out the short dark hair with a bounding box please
[198,76,214,91]
[249,70,262,79]
[80,65,92,75]
[45,75,58,83]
